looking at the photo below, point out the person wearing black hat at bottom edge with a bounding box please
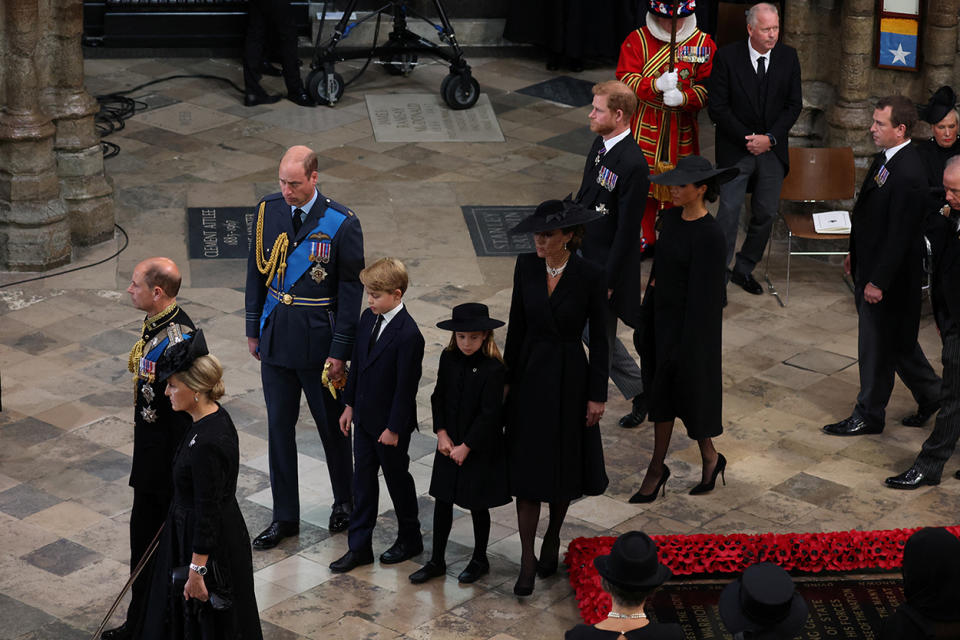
[505,198,610,596]
[719,562,808,640]
[565,532,682,639]
[408,303,511,585]
[917,86,960,204]
[630,157,735,503]
[136,330,263,640]
[878,527,960,640]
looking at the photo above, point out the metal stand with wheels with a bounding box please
[305,0,480,109]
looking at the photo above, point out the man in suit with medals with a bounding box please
[823,97,933,437]
[576,80,651,429]
[103,258,196,640]
[709,2,802,299]
[245,145,364,548]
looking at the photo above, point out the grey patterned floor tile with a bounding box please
[22,539,101,577]
[0,418,63,448]
[0,484,63,519]
[0,593,57,640]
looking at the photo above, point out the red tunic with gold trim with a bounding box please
[616,25,715,246]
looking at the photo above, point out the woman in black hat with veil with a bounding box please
[505,198,609,596]
[917,86,960,200]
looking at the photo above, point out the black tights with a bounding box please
[516,498,569,575]
[430,500,491,563]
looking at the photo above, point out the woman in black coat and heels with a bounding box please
[505,199,609,596]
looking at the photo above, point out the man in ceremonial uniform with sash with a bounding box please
[246,145,364,549]
[616,0,716,251]
[103,257,196,640]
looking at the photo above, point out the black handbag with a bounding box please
[171,561,232,611]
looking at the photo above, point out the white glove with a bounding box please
[663,88,684,107]
[655,71,678,93]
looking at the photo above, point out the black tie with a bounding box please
[756,56,766,83]
[869,152,886,181]
[292,208,305,234]
[368,314,383,352]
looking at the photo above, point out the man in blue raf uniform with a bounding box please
[246,145,364,549]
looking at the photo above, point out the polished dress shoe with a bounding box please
[328,503,351,533]
[101,623,133,640]
[380,540,423,565]
[618,393,647,428]
[409,560,446,584]
[731,271,764,295]
[885,467,940,489]
[243,92,282,107]
[629,465,670,503]
[252,521,299,550]
[288,90,316,107]
[902,404,940,427]
[330,548,374,573]
[689,453,726,495]
[536,535,560,578]
[458,557,489,583]
[822,416,882,436]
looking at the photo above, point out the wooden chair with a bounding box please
[762,146,855,305]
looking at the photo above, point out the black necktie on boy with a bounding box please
[368,314,383,352]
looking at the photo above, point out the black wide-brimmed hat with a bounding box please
[719,562,809,639]
[649,155,739,186]
[155,329,209,383]
[918,85,957,125]
[436,303,505,332]
[593,532,673,590]
[510,196,604,235]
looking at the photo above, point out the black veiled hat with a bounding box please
[510,196,603,234]
[719,562,808,639]
[436,303,504,331]
[649,155,739,186]
[155,329,209,383]
[918,86,957,125]
[593,532,672,590]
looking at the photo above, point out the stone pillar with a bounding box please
[0,0,70,270]
[38,0,114,246]
[784,0,839,147]
[923,0,959,97]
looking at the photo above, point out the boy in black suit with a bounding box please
[331,258,425,573]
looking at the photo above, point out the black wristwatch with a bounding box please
[766,133,777,147]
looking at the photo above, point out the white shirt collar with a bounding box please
[604,129,632,153]
[884,139,911,162]
[749,41,772,73]
[292,188,319,217]
[377,301,404,336]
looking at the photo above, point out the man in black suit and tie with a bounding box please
[576,80,651,429]
[823,96,931,436]
[708,2,801,298]
[245,145,364,548]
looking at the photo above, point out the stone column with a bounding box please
[923,0,959,96]
[826,0,875,160]
[0,0,70,270]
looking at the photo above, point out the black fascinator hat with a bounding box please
[155,329,209,383]
[510,195,604,235]
[918,86,957,125]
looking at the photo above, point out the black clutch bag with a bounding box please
[171,562,233,611]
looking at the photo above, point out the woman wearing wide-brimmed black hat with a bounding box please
[630,156,736,504]
[917,86,960,198]
[565,532,682,639]
[504,197,610,596]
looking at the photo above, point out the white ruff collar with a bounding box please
[645,13,698,43]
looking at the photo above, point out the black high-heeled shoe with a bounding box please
[689,453,726,495]
[536,536,560,578]
[628,465,670,503]
[514,559,537,596]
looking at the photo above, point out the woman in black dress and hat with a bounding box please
[719,562,808,639]
[631,156,736,503]
[565,531,682,639]
[917,86,960,200]
[138,330,262,640]
[505,198,609,596]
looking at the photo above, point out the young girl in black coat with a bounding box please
[409,303,511,585]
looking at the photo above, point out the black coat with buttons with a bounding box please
[428,348,511,510]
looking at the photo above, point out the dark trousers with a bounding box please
[716,152,785,278]
[582,305,644,400]
[914,328,960,479]
[896,341,942,411]
[347,426,421,553]
[126,490,169,626]
[261,362,353,522]
[243,0,303,96]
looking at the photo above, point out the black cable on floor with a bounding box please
[0,224,130,289]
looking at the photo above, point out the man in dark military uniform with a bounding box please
[103,257,196,640]
[246,145,364,549]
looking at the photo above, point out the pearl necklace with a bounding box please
[607,612,647,620]
[545,257,569,278]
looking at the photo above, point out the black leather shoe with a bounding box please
[329,549,374,573]
[380,539,423,565]
[902,404,940,427]
[288,90,316,107]
[618,393,647,429]
[328,503,351,533]
[731,271,764,295]
[260,62,283,77]
[885,467,940,489]
[252,521,299,550]
[101,623,133,640]
[409,560,446,584]
[822,416,882,436]
[458,557,489,583]
[536,536,560,578]
[243,92,282,107]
